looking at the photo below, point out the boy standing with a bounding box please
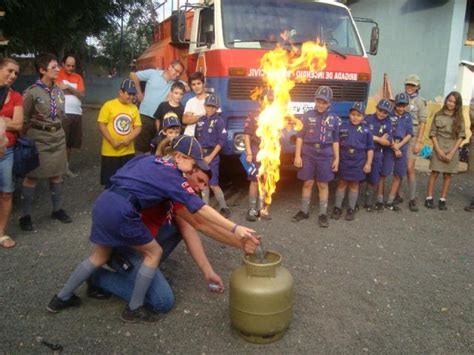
[98,79,142,188]
[293,86,340,228]
[153,81,185,131]
[183,72,207,136]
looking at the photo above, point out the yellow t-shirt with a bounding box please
[97,98,141,156]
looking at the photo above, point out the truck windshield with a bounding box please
[222,0,364,56]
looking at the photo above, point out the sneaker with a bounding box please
[19,215,34,231]
[385,203,401,211]
[291,211,309,222]
[345,208,355,221]
[424,198,435,209]
[438,200,447,211]
[464,203,474,212]
[47,294,81,313]
[330,207,342,220]
[374,202,384,212]
[220,208,231,218]
[121,305,160,323]
[65,168,78,178]
[246,208,259,222]
[318,214,329,228]
[394,195,404,204]
[364,204,373,212]
[51,209,72,224]
[86,279,111,300]
[408,199,419,212]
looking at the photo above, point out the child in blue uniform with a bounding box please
[48,136,256,323]
[150,116,182,155]
[380,93,413,211]
[194,94,231,217]
[293,86,340,228]
[363,99,393,212]
[331,102,374,221]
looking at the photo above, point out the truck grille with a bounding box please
[227,78,368,102]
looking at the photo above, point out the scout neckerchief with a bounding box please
[35,79,58,121]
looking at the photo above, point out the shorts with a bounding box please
[100,154,135,187]
[135,114,156,153]
[0,147,15,193]
[338,149,366,182]
[366,150,382,186]
[393,146,409,177]
[297,145,334,182]
[381,148,394,177]
[62,114,83,149]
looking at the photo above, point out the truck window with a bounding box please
[197,7,215,47]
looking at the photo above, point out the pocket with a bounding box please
[119,211,146,239]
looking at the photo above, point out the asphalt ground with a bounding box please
[1,108,473,354]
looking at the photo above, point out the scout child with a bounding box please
[150,116,182,155]
[363,99,393,212]
[425,91,466,210]
[380,93,413,211]
[331,102,373,221]
[194,94,231,217]
[98,79,142,188]
[293,86,340,228]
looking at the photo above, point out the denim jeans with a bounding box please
[91,223,182,313]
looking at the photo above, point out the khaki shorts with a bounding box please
[62,114,83,149]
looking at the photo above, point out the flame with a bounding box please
[256,41,328,206]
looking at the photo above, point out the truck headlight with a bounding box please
[233,133,246,152]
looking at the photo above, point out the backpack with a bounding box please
[13,136,40,177]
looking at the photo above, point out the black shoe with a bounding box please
[86,279,111,300]
[394,195,404,204]
[246,208,258,222]
[318,214,329,228]
[47,294,81,313]
[51,209,72,224]
[292,211,309,222]
[19,215,34,231]
[330,207,342,220]
[385,203,401,212]
[345,208,355,221]
[464,204,474,212]
[424,198,435,209]
[438,200,447,211]
[408,199,419,212]
[364,204,373,212]
[121,305,160,323]
[220,208,231,218]
[374,202,384,212]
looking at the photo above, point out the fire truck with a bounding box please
[137,0,379,155]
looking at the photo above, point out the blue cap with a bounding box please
[162,115,182,129]
[376,98,393,113]
[350,102,366,114]
[120,79,137,94]
[171,135,209,172]
[314,86,333,103]
[395,92,409,106]
[204,94,220,107]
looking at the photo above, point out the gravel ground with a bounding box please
[1,108,473,354]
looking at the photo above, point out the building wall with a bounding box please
[349,0,458,100]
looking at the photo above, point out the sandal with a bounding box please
[0,235,16,249]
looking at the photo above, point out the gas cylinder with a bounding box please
[229,251,294,344]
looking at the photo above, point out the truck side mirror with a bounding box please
[171,10,186,43]
[369,25,379,55]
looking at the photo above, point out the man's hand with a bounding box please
[234,225,257,240]
[204,271,225,293]
[294,156,302,168]
[240,234,260,254]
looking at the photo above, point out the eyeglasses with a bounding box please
[47,65,59,70]
[171,65,183,76]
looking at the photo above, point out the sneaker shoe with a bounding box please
[345,208,355,221]
[464,203,474,212]
[47,294,81,313]
[424,198,435,209]
[364,204,373,212]
[65,168,78,178]
[19,215,34,231]
[291,211,309,222]
[220,208,231,218]
[330,207,342,220]
[318,214,329,228]
[374,202,384,212]
[86,278,111,300]
[385,203,401,211]
[51,209,72,224]
[121,305,160,323]
[394,195,404,204]
[408,199,419,212]
[438,200,447,211]
[246,208,259,222]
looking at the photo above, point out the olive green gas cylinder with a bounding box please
[229,251,294,344]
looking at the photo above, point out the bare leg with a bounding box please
[440,173,452,199]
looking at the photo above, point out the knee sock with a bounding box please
[319,200,328,216]
[387,195,395,204]
[21,186,35,217]
[301,197,311,214]
[129,264,157,311]
[348,191,358,209]
[58,259,98,301]
[409,180,417,201]
[248,196,257,210]
[366,188,374,206]
[201,187,210,204]
[377,194,384,204]
[335,189,344,209]
[213,188,228,209]
[50,182,63,212]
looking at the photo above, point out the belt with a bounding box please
[109,186,142,210]
[31,122,61,133]
[305,143,331,149]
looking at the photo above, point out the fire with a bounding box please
[256,41,328,206]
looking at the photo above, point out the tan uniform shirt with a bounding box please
[408,95,427,136]
[23,84,66,127]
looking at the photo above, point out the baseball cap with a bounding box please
[162,116,182,129]
[120,79,137,94]
[314,86,333,103]
[377,98,393,113]
[395,92,409,106]
[350,102,366,114]
[204,94,220,108]
[171,135,210,172]
[404,74,420,87]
